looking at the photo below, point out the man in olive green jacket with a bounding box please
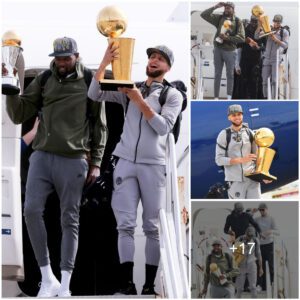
[201,240,239,298]
[5,37,107,297]
[201,2,245,99]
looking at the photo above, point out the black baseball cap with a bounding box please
[49,37,79,57]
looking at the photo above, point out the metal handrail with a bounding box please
[191,44,204,99]
[158,133,189,298]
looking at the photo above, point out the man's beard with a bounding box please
[212,249,222,255]
[146,66,164,78]
[224,11,233,18]
[231,120,242,127]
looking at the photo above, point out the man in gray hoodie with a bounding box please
[215,104,261,198]
[88,42,183,295]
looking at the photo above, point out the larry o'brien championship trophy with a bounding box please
[2,31,23,95]
[252,5,276,38]
[245,128,277,182]
[96,6,135,91]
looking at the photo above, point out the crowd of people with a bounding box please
[200,2,289,99]
[200,202,279,298]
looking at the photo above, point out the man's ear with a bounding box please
[75,53,79,60]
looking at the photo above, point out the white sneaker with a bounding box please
[58,289,71,297]
[37,278,60,297]
[256,285,262,292]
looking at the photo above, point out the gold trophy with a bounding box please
[232,242,246,267]
[2,31,23,95]
[252,5,276,38]
[210,263,228,285]
[245,128,277,182]
[96,6,135,91]
[215,20,232,44]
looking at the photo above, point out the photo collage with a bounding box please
[1,0,299,299]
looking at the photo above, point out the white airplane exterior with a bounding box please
[2,1,190,297]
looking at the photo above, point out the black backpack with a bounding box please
[280,25,290,55]
[126,79,187,143]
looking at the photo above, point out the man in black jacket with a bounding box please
[224,202,261,240]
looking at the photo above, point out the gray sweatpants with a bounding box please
[262,59,278,99]
[214,47,236,98]
[24,151,88,271]
[236,261,257,298]
[210,284,235,298]
[111,158,166,266]
[227,178,261,199]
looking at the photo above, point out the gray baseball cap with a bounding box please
[258,203,268,210]
[49,37,79,57]
[212,239,222,246]
[234,202,244,212]
[146,45,174,67]
[224,2,235,9]
[273,14,283,23]
[228,104,243,115]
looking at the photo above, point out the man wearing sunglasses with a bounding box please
[255,203,279,291]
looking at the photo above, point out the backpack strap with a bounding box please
[38,69,52,111]
[83,67,95,122]
[216,127,231,157]
[224,252,232,270]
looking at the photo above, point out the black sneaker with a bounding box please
[141,285,159,295]
[118,281,137,295]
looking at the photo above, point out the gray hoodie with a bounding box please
[255,28,289,63]
[88,78,183,165]
[215,126,257,182]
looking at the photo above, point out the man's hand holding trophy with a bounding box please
[210,263,228,285]
[96,6,135,91]
[216,20,232,44]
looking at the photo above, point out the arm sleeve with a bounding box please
[271,216,280,236]
[200,7,220,27]
[89,101,108,167]
[203,256,210,289]
[147,88,183,136]
[224,215,231,234]
[216,130,231,166]
[225,255,240,279]
[6,75,42,124]
[249,215,262,234]
[250,130,258,154]
[235,48,242,68]
[88,77,128,109]
[227,19,245,44]
[255,238,262,260]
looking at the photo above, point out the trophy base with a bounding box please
[2,84,20,95]
[100,79,134,91]
[245,171,277,182]
[258,30,277,39]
